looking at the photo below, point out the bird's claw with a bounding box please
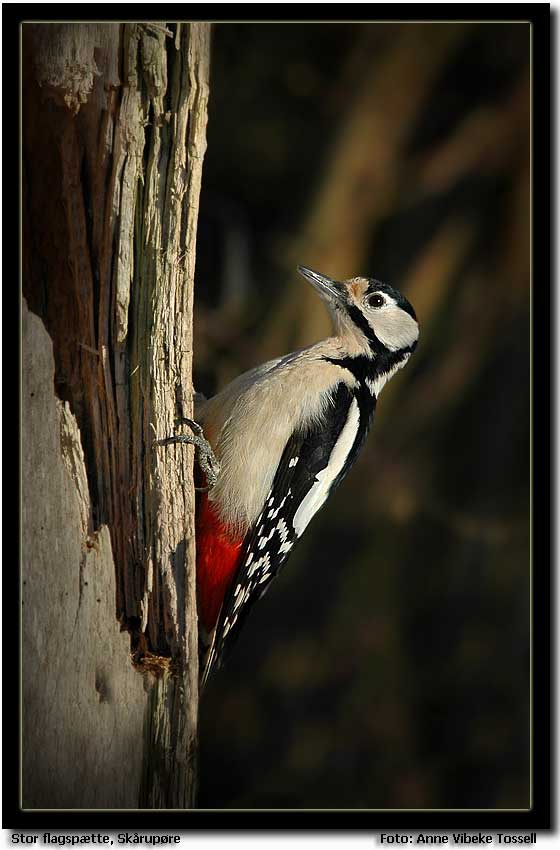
[154,418,221,491]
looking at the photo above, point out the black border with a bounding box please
[7,2,551,831]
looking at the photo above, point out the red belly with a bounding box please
[196,493,244,632]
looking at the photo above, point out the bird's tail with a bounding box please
[198,622,220,692]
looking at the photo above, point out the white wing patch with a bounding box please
[292,398,360,536]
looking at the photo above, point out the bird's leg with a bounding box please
[154,417,221,492]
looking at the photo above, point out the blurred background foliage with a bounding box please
[193,21,530,810]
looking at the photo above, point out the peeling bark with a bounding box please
[22,300,146,809]
[22,21,210,808]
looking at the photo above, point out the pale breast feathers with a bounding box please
[197,345,357,531]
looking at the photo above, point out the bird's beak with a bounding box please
[297,265,347,306]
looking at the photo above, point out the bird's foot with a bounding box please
[154,417,220,492]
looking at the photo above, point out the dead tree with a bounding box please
[22,21,210,809]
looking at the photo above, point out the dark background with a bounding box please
[193,21,531,810]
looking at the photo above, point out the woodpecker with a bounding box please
[157,266,419,687]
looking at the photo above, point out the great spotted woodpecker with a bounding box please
[157,266,419,687]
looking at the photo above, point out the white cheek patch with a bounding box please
[372,305,418,352]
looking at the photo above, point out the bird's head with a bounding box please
[297,265,419,356]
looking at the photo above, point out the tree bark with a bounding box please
[22,21,210,809]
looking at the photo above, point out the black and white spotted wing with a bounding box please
[201,382,376,685]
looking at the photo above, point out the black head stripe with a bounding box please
[398,299,417,321]
[324,345,416,385]
[345,303,385,354]
[365,280,417,321]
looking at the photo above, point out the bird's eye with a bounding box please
[367,293,385,309]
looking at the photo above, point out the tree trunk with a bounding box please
[22,21,210,809]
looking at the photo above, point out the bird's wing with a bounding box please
[201,381,374,687]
